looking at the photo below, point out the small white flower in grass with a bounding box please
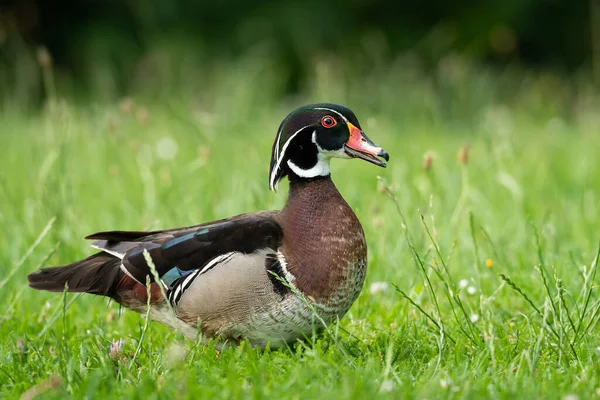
[459,279,468,288]
[467,286,477,295]
[562,395,578,400]
[596,346,600,355]
[156,136,178,160]
[470,314,479,323]
[440,379,449,389]
[379,379,394,393]
[164,342,187,368]
[370,282,389,294]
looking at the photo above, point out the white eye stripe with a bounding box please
[270,108,348,190]
[314,107,348,123]
[269,127,314,190]
[274,126,283,161]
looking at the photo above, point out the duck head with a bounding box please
[269,103,389,191]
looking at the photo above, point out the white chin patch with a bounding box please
[287,159,331,178]
[286,131,353,178]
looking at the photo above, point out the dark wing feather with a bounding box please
[86,211,283,284]
[85,230,156,241]
[84,211,277,241]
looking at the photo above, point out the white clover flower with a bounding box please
[379,379,394,393]
[156,136,179,160]
[370,282,389,294]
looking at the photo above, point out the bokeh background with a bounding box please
[1,2,600,398]
[1,0,598,110]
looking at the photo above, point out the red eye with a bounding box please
[321,116,337,128]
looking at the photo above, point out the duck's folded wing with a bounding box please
[85,212,283,285]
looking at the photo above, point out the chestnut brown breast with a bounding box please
[276,176,367,309]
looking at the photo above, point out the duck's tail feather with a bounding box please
[28,252,167,310]
[27,253,123,297]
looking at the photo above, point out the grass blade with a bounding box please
[0,216,56,291]
[392,283,456,344]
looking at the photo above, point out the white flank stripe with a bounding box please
[276,251,298,290]
[169,253,236,305]
[170,270,197,304]
[169,286,179,302]
[198,252,236,275]
[180,270,200,290]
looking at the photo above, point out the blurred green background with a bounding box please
[1,0,599,110]
[2,2,600,398]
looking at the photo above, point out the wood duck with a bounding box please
[27,103,389,349]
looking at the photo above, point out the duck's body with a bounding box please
[27,103,388,349]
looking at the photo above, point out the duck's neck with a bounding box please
[286,174,336,198]
[277,175,367,303]
[281,174,349,232]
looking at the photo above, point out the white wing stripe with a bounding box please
[91,243,125,259]
[119,263,143,284]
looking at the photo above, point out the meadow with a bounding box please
[1,57,599,399]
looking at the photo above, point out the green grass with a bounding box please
[1,62,600,399]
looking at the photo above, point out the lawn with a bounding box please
[1,62,599,399]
